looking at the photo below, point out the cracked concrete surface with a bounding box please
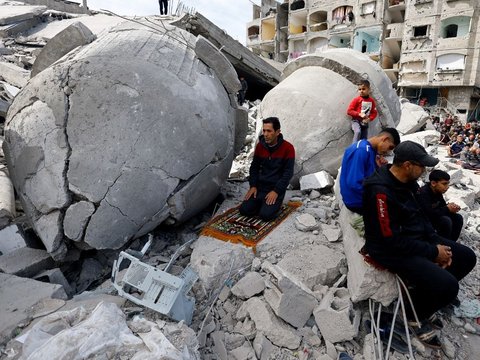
[4,21,243,257]
[259,49,401,180]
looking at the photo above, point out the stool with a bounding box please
[361,251,418,360]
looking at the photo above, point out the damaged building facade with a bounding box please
[247,0,480,122]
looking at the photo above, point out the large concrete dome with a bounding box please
[259,49,401,181]
[4,21,245,259]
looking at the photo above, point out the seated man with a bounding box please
[340,128,400,214]
[239,117,295,221]
[417,170,463,241]
[362,141,476,348]
[447,134,466,157]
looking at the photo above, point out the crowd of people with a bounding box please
[433,114,480,172]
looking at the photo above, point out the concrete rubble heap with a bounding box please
[0,2,479,360]
[4,19,247,259]
[259,49,401,180]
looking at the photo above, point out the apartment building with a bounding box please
[246,0,480,121]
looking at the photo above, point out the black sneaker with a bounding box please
[428,313,444,330]
[408,320,442,349]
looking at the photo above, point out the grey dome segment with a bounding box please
[259,49,400,180]
[4,21,244,258]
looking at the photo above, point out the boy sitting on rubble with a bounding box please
[347,79,378,144]
[416,170,463,241]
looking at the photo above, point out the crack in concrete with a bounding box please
[104,197,140,227]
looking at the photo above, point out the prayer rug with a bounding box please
[200,201,302,248]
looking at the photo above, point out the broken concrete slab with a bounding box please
[321,225,341,243]
[31,21,96,77]
[0,61,30,88]
[253,333,275,360]
[259,49,400,180]
[277,244,346,289]
[401,130,440,148]
[0,224,26,255]
[295,213,319,232]
[0,247,54,278]
[0,166,16,229]
[190,236,254,291]
[0,16,42,38]
[397,100,430,135]
[63,200,95,242]
[313,287,361,343]
[300,171,335,192]
[0,4,46,26]
[34,268,74,297]
[339,207,398,305]
[0,273,67,345]
[229,341,256,360]
[5,20,245,255]
[239,297,301,350]
[231,271,265,299]
[263,261,318,328]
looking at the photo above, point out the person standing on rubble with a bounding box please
[239,117,295,221]
[339,128,400,215]
[159,0,169,15]
[347,79,378,144]
[362,141,476,349]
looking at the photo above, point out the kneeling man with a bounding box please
[240,117,295,221]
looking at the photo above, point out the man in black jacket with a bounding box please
[417,170,463,241]
[362,141,476,348]
[240,117,295,221]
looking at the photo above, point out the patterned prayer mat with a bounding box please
[200,201,302,248]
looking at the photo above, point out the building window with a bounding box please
[332,6,354,24]
[440,16,471,38]
[413,25,429,37]
[290,0,305,11]
[361,2,376,16]
[436,53,465,71]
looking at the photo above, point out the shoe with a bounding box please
[364,318,411,354]
[338,353,353,360]
[428,313,444,330]
[408,320,442,349]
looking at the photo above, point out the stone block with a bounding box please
[277,244,346,289]
[0,273,67,344]
[34,268,74,297]
[0,61,30,88]
[0,224,27,255]
[211,331,228,360]
[397,101,430,135]
[0,247,54,278]
[263,261,318,328]
[190,236,254,291]
[295,213,319,232]
[313,287,360,343]
[321,225,341,242]
[0,5,46,26]
[229,341,256,360]
[32,21,96,77]
[253,333,275,360]
[300,171,334,191]
[63,201,95,241]
[243,297,301,350]
[339,207,398,305]
[231,271,265,299]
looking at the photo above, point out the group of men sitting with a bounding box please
[238,116,476,350]
[339,129,475,348]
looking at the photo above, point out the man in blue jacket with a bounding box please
[362,141,476,348]
[240,117,295,221]
[340,128,400,214]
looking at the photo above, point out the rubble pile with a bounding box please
[0,2,479,360]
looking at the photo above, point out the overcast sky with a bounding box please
[86,0,258,44]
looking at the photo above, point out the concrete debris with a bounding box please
[300,171,335,192]
[0,247,54,278]
[397,99,430,135]
[0,273,67,345]
[5,20,245,256]
[0,166,15,228]
[0,4,46,26]
[31,21,96,77]
[295,213,319,232]
[34,268,74,297]
[239,297,301,350]
[0,223,27,255]
[211,331,228,360]
[259,49,400,180]
[253,333,275,360]
[190,236,254,291]
[321,225,342,243]
[229,341,256,359]
[338,207,398,305]
[277,244,346,289]
[263,261,318,328]
[231,271,265,299]
[0,61,30,88]
[313,287,361,343]
[401,130,440,148]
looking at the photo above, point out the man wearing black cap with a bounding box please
[362,141,476,348]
